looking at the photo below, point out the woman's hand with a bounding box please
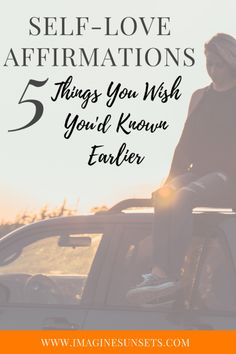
[152,185,177,208]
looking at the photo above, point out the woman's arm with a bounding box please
[165,87,207,183]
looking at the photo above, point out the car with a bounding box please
[0,198,236,329]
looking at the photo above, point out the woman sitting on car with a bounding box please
[127,33,236,305]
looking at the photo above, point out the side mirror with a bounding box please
[0,250,22,266]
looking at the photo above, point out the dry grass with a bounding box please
[14,199,78,224]
[0,199,78,238]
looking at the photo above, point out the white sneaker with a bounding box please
[126,273,180,305]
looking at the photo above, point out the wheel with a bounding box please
[24,274,64,304]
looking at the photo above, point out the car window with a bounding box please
[0,233,102,305]
[106,224,153,307]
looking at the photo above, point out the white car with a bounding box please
[0,199,236,329]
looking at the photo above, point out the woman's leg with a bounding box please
[152,173,197,278]
[152,172,231,280]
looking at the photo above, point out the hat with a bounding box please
[205,33,236,71]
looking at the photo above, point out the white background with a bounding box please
[1,0,236,219]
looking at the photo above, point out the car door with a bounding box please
[181,221,236,329]
[82,214,184,329]
[0,216,109,329]
[82,213,236,329]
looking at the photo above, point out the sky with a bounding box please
[1,0,236,220]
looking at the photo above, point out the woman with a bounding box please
[127,33,236,304]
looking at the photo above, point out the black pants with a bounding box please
[152,172,234,279]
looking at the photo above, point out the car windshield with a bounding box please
[0,233,103,305]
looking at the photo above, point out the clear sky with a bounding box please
[1,0,236,220]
